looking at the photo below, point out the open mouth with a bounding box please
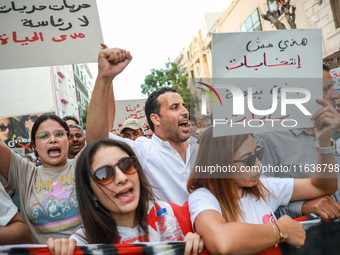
[115,188,134,201]
[178,120,189,132]
[48,147,61,157]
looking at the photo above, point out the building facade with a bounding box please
[176,0,340,131]
[73,64,93,123]
[217,0,340,68]
[174,12,224,124]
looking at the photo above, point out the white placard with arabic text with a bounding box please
[114,99,147,133]
[0,0,103,70]
[210,29,322,137]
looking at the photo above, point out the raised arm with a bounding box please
[108,85,115,132]
[86,45,132,143]
[291,99,339,201]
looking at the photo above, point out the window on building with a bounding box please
[330,0,340,28]
[240,9,262,32]
[76,90,80,102]
[267,0,284,17]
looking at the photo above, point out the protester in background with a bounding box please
[46,139,204,255]
[189,115,198,145]
[0,114,82,244]
[68,124,85,159]
[86,46,198,205]
[188,115,338,254]
[120,118,144,141]
[255,64,340,221]
[63,116,80,126]
[189,115,197,138]
[0,182,33,244]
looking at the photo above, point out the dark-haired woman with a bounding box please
[0,117,23,143]
[187,99,339,255]
[46,139,204,255]
[0,114,82,244]
[0,118,12,142]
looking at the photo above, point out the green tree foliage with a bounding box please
[141,59,197,115]
[81,105,88,129]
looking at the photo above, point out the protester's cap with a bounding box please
[121,119,143,133]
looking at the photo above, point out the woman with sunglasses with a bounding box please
[0,117,22,143]
[187,101,338,255]
[0,118,12,142]
[46,138,204,255]
[0,114,82,244]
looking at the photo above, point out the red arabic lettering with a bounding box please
[52,35,67,42]
[70,32,85,39]
[0,34,9,45]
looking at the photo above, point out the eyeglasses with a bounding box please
[0,124,12,132]
[233,146,263,167]
[35,130,68,141]
[92,156,138,185]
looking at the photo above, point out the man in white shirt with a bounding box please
[86,46,198,205]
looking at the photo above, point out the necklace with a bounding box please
[43,167,64,186]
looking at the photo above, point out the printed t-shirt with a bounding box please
[1,150,82,244]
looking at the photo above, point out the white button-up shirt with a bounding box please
[109,133,199,205]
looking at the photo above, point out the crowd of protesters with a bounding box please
[1,45,340,255]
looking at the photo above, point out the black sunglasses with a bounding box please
[0,124,12,132]
[233,146,263,167]
[92,156,138,185]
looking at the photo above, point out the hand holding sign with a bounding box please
[312,98,340,147]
